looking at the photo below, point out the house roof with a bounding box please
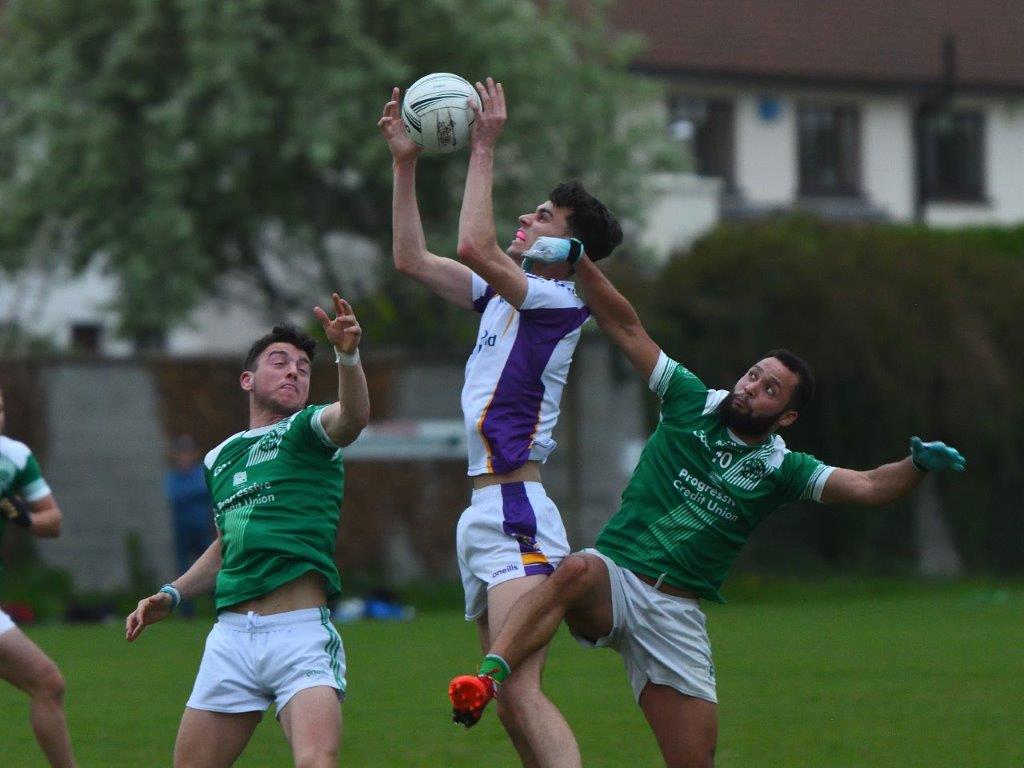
[611,0,1024,93]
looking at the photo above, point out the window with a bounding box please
[921,110,985,201]
[71,323,103,353]
[667,96,734,186]
[798,104,860,197]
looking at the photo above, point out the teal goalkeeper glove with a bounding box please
[521,236,585,265]
[910,437,966,472]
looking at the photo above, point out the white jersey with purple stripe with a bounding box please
[462,272,590,477]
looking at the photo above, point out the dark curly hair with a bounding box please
[549,181,623,262]
[243,324,317,371]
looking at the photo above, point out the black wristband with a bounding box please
[911,456,929,472]
[0,494,32,527]
[566,238,585,265]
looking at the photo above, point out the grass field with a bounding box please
[1,581,1021,767]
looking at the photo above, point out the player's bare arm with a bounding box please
[314,294,371,447]
[455,77,529,308]
[1,492,61,537]
[379,87,475,308]
[574,255,662,380]
[821,437,966,505]
[125,533,223,642]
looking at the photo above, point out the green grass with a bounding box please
[1,582,1021,767]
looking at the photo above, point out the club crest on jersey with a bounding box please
[738,458,768,482]
[233,471,248,486]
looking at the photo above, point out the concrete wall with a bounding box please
[38,363,174,590]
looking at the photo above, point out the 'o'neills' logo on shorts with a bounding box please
[491,563,520,579]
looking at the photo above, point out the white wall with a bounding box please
[862,98,915,220]
[735,93,797,205]
[641,173,722,259]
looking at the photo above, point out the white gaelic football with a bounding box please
[401,73,480,153]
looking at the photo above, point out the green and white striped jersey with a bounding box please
[596,353,833,603]
[204,405,345,611]
[0,435,52,572]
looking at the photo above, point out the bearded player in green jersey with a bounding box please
[0,387,78,768]
[449,250,966,767]
[125,294,369,768]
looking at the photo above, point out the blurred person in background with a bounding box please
[450,250,967,768]
[0,387,78,768]
[125,295,369,768]
[165,434,214,617]
[380,77,623,766]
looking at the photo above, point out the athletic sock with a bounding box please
[478,653,511,684]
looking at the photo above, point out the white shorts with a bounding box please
[186,607,346,716]
[456,481,570,621]
[0,607,15,637]
[573,548,717,704]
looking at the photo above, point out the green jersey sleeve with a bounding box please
[15,453,50,501]
[775,450,835,504]
[649,352,714,426]
[0,437,51,502]
[291,405,345,457]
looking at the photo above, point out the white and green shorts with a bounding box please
[572,548,717,704]
[0,606,15,637]
[186,606,346,716]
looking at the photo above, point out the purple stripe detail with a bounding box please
[480,306,590,474]
[500,482,538,544]
[524,563,554,576]
[473,285,496,313]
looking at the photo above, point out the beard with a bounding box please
[718,392,785,437]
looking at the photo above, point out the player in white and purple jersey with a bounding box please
[379,77,622,764]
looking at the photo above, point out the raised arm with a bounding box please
[379,87,474,309]
[574,255,662,380]
[455,78,528,308]
[314,294,371,448]
[821,437,966,505]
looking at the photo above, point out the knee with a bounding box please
[31,663,66,704]
[552,553,595,596]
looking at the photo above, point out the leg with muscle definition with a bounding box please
[0,627,78,768]
[451,555,616,768]
[172,708,262,768]
[278,686,342,768]
[639,682,717,768]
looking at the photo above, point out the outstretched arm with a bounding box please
[379,87,474,309]
[455,78,528,308]
[821,437,966,505]
[315,294,371,447]
[574,256,662,380]
[125,533,222,641]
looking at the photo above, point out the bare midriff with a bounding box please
[472,460,542,489]
[223,570,327,616]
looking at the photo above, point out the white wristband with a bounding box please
[334,347,360,366]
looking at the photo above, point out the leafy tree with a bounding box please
[0,0,673,347]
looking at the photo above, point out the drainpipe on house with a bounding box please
[914,32,958,224]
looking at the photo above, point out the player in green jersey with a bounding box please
[0,387,78,768]
[449,251,966,767]
[125,295,370,768]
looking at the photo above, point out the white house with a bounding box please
[619,0,1024,236]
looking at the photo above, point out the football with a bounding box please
[401,73,480,153]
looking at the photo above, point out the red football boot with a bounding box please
[448,674,497,728]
